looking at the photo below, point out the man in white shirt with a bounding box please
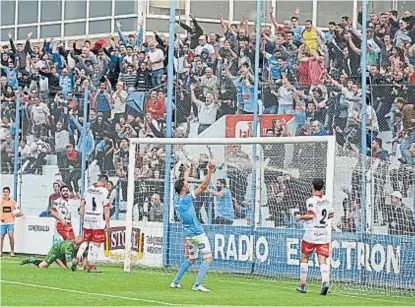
[111,82,128,121]
[147,43,165,87]
[30,96,50,138]
[54,121,70,175]
[190,84,219,134]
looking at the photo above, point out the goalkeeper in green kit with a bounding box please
[20,237,83,269]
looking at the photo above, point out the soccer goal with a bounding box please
[120,136,414,298]
[123,136,335,267]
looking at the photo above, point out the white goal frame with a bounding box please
[124,136,336,272]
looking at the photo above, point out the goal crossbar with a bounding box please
[128,136,336,145]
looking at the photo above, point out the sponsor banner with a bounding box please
[96,221,163,267]
[2,216,56,255]
[168,224,415,289]
[225,114,296,138]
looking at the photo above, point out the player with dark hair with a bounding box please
[170,161,215,291]
[295,178,334,295]
[51,185,75,240]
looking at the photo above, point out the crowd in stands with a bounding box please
[1,7,415,234]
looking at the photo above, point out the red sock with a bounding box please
[87,265,95,270]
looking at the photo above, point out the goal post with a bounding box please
[120,136,415,297]
[124,136,336,273]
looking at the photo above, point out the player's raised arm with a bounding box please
[194,162,215,198]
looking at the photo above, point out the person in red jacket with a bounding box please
[146,90,166,124]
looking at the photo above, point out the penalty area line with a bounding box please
[224,278,414,306]
[1,280,181,306]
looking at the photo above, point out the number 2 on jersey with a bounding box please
[320,209,327,225]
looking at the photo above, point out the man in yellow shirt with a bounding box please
[1,187,23,257]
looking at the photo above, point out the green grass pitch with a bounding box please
[1,256,414,306]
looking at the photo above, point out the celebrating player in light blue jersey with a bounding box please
[208,179,234,225]
[170,161,215,292]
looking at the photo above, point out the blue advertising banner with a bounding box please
[167,224,415,289]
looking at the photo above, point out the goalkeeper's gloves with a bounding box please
[71,258,79,272]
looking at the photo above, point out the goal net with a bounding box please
[116,137,414,298]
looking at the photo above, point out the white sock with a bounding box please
[320,263,330,284]
[88,245,99,266]
[300,263,308,286]
[76,242,89,260]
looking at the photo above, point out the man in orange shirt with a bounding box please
[1,187,23,257]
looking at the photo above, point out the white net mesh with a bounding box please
[116,137,414,298]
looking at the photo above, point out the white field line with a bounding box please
[1,280,182,306]
[2,258,414,306]
[224,278,415,306]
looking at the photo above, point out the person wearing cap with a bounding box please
[116,19,143,48]
[388,191,415,236]
[195,35,215,58]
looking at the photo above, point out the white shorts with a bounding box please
[184,233,212,260]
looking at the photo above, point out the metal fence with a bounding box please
[2,0,414,247]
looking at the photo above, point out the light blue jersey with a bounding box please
[215,188,234,220]
[174,192,205,237]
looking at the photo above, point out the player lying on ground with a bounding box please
[20,237,83,269]
[170,162,215,292]
[73,174,110,273]
[295,178,334,296]
[51,185,75,240]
